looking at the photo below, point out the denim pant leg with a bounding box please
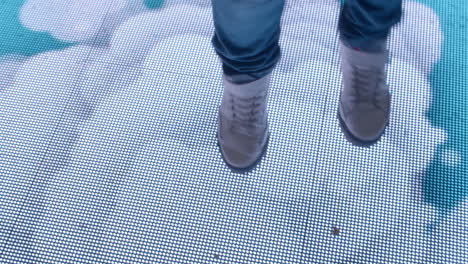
[211,0,285,84]
[211,0,403,84]
[338,0,403,52]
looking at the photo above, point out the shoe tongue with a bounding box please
[345,36,387,52]
[224,73,258,84]
[349,49,389,67]
[223,74,271,98]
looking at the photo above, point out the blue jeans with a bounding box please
[211,0,403,84]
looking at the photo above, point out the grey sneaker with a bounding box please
[217,73,271,173]
[337,39,391,147]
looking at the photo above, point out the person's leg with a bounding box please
[338,0,403,52]
[212,0,285,172]
[337,0,403,146]
[211,0,285,84]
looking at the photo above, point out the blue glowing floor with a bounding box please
[0,0,466,263]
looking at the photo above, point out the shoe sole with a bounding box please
[337,108,389,148]
[216,132,270,174]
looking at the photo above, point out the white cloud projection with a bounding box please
[1,0,466,263]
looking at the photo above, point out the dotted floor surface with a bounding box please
[0,1,466,263]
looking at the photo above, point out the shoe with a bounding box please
[217,73,271,173]
[337,39,391,147]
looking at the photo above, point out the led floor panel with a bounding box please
[0,0,466,263]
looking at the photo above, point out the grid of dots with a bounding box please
[0,0,466,263]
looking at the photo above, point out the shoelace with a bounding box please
[230,94,265,137]
[350,65,384,105]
